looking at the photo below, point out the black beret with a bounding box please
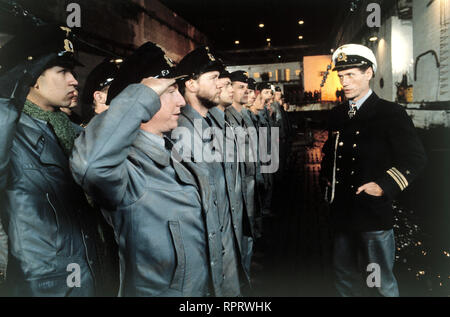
[107,42,187,104]
[274,86,282,92]
[247,78,256,90]
[256,82,272,91]
[176,46,224,79]
[229,70,249,83]
[0,24,82,74]
[81,59,119,105]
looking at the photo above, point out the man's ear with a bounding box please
[93,90,107,104]
[32,77,41,90]
[185,79,198,93]
[366,67,374,80]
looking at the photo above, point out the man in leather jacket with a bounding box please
[0,25,104,296]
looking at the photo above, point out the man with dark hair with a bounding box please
[71,42,221,297]
[174,47,251,296]
[0,25,104,296]
[321,44,427,297]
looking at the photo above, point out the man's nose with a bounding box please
[69,73,78,86]
[176,90,186,107]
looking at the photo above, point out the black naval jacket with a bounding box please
[321,92,427,232]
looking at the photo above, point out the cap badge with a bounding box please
[64,39,75,53]
[337,53,347,63]
[205,46,216,62]
[60,26,72,36]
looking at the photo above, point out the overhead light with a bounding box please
[266,38,271,42]
[259,23,265,28]
[369,36,378,42]
[113,59,123,64]
[330,49,334,53]
[298,20,304,25]
[298,35,303,40]
[235,40,240,44]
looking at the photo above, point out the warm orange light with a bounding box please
[298,35,303,40]
[235,40,240,45]
[266,38,271,42]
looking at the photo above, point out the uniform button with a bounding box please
[353,144,357,148]
[233,225,237,230]
[339,142,344,147]
[351,185,354,189]
[84,235,89,239]
[209,233,215,240]
[211,261,215,266]
[338,156,342,159]
[337,168,340,172]
[336,181,340,184]
[351,171,355,175]
[352,158,356,161]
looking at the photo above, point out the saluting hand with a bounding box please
[140,77,176,96]
[356,182,384,197]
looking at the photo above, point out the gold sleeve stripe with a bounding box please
[391,167,409,188]
[387,170,406,191]
[388,169,407,189]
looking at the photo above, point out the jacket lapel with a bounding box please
[19,113,68,170]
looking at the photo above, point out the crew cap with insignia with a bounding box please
[0,24,82,101]
[107,42,187,104]
[81,59,120,105]
[247,78,256,90]
[176,46,225,79]
[229,70,249,83]
[332,44,377,74]
[0,24,82,75]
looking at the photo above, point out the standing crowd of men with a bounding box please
[0,24,293,297]
[0,24,426,298]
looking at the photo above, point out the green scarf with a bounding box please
[22,100,76,156]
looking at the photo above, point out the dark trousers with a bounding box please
[333,229,399,297]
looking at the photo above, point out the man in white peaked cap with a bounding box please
[320,44,427,297]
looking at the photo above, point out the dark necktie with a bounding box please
[348,102,357,119]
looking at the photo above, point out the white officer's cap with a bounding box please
[332,44,377,74]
